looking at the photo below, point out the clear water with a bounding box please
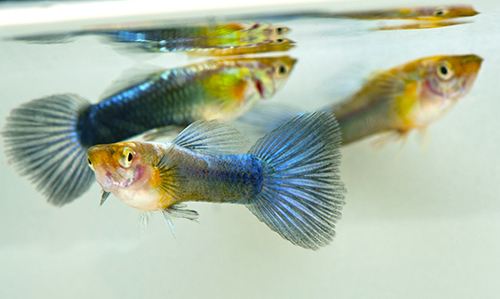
[0,1,499,298]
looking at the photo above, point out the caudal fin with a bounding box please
[248,111,345,250]
[3,94,95,206]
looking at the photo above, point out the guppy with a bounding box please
[340,5,478,21]
[3,56,296,206]
[323,54,483,145]
[250,5,477,23]
[14,22,292,56]
[87,111,346,250]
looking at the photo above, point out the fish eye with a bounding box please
[433,7,449,17]
[279,65,287,74]
[119,148,134,168]
[276,38,284,43]
[276,64,287,75]
[274,64,288,77]
[276,27,283,35]
[436,62,454,80]
[87,157,94,170]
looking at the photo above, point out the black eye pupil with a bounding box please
[440,66,448,75]
[279,65,286,74]
[436,10,443,16]
[127,153,133,162]
[277,27,283,35]
[276,38,284,43]
[88,158,92,165]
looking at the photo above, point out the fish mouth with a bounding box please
[459,55,483,75]
[426,73,474,99]
[106,169,134,189]
[93,165,133,191]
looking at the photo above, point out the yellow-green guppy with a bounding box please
[87,111,346,250]
[3,56,296,206]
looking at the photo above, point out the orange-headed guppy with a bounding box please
[87,111,346,250]
[3,56,296,206]
[341,5,478,21]
[324,54,483,145]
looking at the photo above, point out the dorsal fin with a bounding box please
[98,65,165,100]
[331,70,406,118]
[172,120,247,154]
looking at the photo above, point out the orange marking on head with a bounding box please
[233,80,249,101]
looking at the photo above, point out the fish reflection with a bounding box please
[325,54,483,146]
[241,4,477,23]
[339,5,478,21]
[377,20,470,31]
[13,22,294,56]
[2,56,296,206]
[87,111,345,250]
[184,38,294,57]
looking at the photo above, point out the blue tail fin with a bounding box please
[2,94,94,206]
[248,111,345,250]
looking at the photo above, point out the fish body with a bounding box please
[108,23,293,56]
[324,54,483,145]
[89,142,263,211]
[79,56,296,146]
[3,56,296,205]
[87,111,346,250]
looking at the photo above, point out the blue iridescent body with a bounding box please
[77,67,206,146]
[170,146,265,204]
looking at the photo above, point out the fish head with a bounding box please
[87,141,157,195]
[408,54,482,126]
[267,25,291,39]
[414,5,479,20]
[423,54,482,101]
[200,56,296,121]
[428,5,478,19]
[252,56,297,100]
[244,23,290,39]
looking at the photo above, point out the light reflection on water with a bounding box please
[0,1,499,298]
